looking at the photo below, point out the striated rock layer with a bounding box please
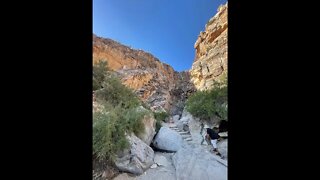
[93,35,195,115]
[190,2,228,91]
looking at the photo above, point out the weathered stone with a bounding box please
[190,3,228,91]
[133,152,177,180]
[150,164,158,169]
[93,36,195,113]
[136,107,156,145]
[115,134,154,175]
[154,153,170,167]
[172,145,227,180]
[153,127,183,152]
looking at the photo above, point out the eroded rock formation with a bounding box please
[93,35,195,115]
[190,3,228,91]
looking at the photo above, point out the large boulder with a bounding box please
[217,139,228,159]
[153,127,183,152]
[172,145,227,180]
[136,109,156,145]
[115,134,154,175]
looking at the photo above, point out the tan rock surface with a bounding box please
[190,3,228,91]
[93,35,195,114]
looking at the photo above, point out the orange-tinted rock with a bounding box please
[93,35,195,114]
[190,2,228,91]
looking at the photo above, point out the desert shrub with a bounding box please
[154,111,169,121]
[93,60,109,91]
[123,107,147,136]
[95,75,140,109]
[93,108,128,162]
[141,101,151,110]
[186,79,227,121]
[153,111,169,132]
[93,60,151,162]
[93,106,149,162]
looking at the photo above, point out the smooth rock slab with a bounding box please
[153,127,183,152]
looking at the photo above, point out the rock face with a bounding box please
[93,35,195,115]
[169,71,196,115]
[172,145,227,180]
[152,127,183,152]
[115,134,154,175]
[190,2,228,91]
[138,115,156,145]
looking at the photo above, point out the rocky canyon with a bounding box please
[93,35,195,116]
[93,2,228,180]
[93,2,227,112]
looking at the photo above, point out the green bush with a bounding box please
[93,60,151,162]
[94,61,140,109]
[93,60,109,91]
[93,108,128,162]
[155,120,162,133]
[186,80,227,121]
[93,106,149,162]
[141,101,151,110]
[123,108,147,136]
[153,111,168,121]
[96,77,140,109]
[153,111,169,132]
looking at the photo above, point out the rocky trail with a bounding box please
[166,122,227,166]
[113,118,227,180]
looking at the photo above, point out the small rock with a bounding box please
[102,171,107,178]
[150,164,158,169]
[154,154,170,167]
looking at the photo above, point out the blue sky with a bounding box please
[93,0,227,72]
